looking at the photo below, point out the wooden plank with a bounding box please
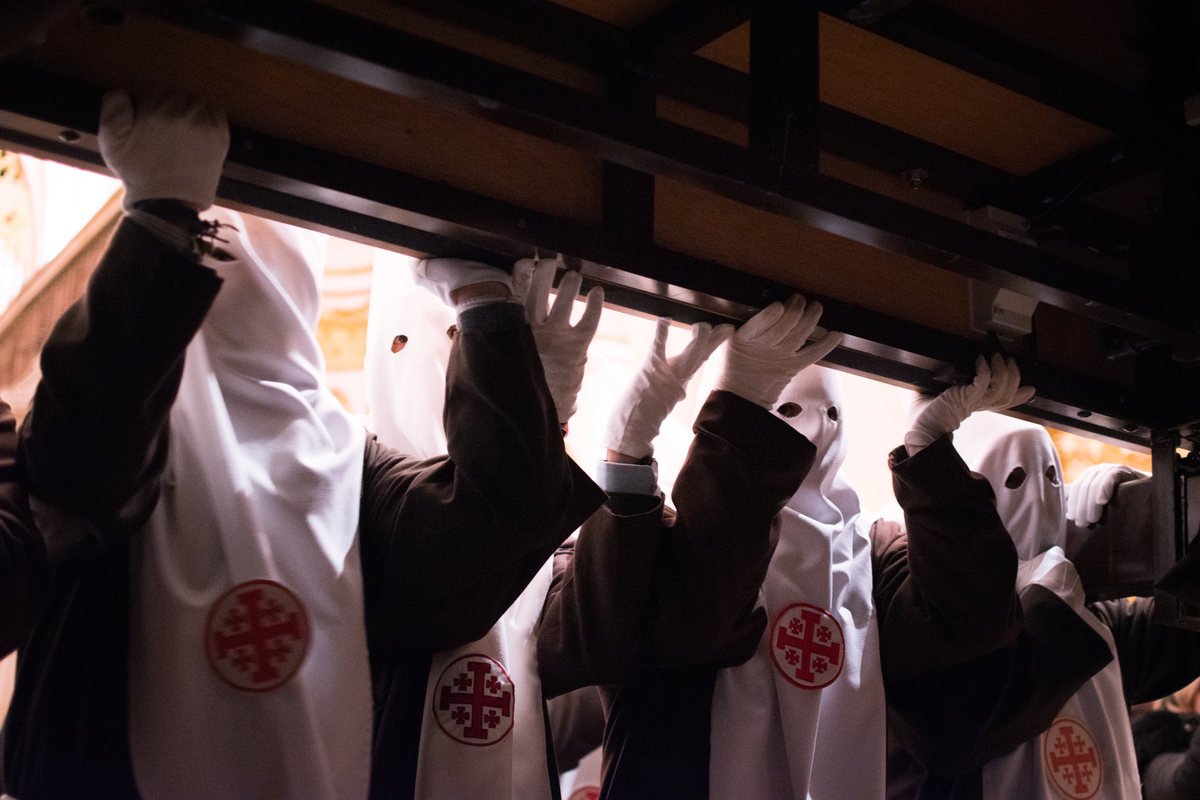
[323,0,606,95]
[35,9,604,226]
[653,176,975,337]
[696,15,1114,175]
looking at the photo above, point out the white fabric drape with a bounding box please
[710,367,886,800]
[955,414,1139,800]
[128,208,372,799]
[982,548,1139,800]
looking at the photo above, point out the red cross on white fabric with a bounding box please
[205,579,310,692]
[1042,717,1103,799]
[433,654,515,746]
[770,602,845,689]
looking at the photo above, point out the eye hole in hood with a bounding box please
[1045,464,1060,485]
[1005,466,1027,489]
[778,402,802,418]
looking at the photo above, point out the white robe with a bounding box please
[955,413,1140,800]
[710,367,887,800]
[128,209,373,800]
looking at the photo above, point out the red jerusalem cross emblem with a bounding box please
[1042,717,1103,799]
[770,602,845,689]
[205,579,310,693]
[433,654,515,746]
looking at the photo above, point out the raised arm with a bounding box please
[19,91,226,557]
[539,297,836,695]
[358,259,605,653]
[1090,597,1200,706]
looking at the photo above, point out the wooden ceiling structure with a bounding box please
[2,0,1200,591]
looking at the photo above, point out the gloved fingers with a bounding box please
[758,294,809,350]
[99,89,134,142]
[1067,464,1105,524]
[668,321,732,381]
[647,317,672,364]
[1082,464,1144,525]
[1066,463,1100,523]
[525,259,558,325]
[792,329,844,372]
[976,354,1014,410]
[574,283,604,340]
[779,299,824,353]
[547,270,583,326]
[958,354,992,411]
[993,355,1023,408]
[734,301,786,345]
[511,258,537,306]
[1086,468,1118,525]
[1008,384,1036,409]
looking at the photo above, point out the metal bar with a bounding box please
[1152,431,1184,570]
[132,1,1198,349]
[0,63,1183,443]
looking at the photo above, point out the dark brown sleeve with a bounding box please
[1143,726,1200,800]
[537,390,813,699]
[537,505,665,698]
[358,304,606,655]
[18,218,222,559]
[1089,597,1200,705]
[886,583,1113,776]
[546,684,606,773]
[647,390,813,665]
[875,435,1023,682]
[0,398,48,655]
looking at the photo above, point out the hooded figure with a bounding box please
[710,366,887,799]
[363,257,599,800]
[951,413,1140,800]
[127,208,374,799]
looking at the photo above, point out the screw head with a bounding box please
[58,130,81,143]
[901,168,929,190]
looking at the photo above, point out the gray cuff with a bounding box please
[595,459,659,495]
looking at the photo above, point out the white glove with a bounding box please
[98,90,229,211]
[602,317,733,459]
[413,258,514,311]
[715,294,843,409]
[1066,463,1147,525]
[905,353,1036,455]
[519,258,603,424]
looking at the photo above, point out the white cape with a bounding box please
[128,209,372,799]
[955,413,1139,800]
[710,367,886,800]
[982,548,1139,800]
